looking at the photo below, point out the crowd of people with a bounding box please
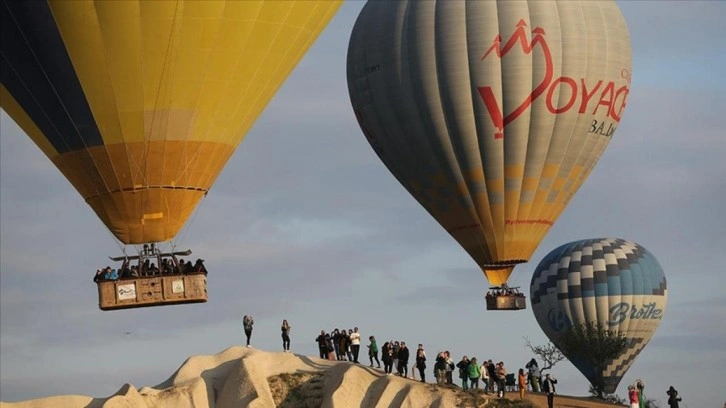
[239,317,681,408]
[238,317,561,403]
[485,286,525,300]
[93,257,207,282]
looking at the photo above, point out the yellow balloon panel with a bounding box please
[2,0,341,244]
[53,141,233,243]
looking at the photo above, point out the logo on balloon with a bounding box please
[477,20,629,140]
[607,302,664,326]
[547,308,571,332]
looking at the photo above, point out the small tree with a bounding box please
[522,337,565,375]
[644,398,661,408]
[587,385,626,404]
[556,322,627,398]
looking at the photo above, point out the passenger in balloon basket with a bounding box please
[193,258,207,274]
[542,373,558,408]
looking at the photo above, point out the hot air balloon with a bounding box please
[530,238,667,394]
[1,0,341,310]
[347,0,631,309]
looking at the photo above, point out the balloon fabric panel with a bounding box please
[1,0,342,244]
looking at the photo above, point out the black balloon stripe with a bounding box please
[1,0,103,153]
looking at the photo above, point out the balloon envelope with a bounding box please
[1,0,341,244]
[530,238,667,393]
[347,0,631,286]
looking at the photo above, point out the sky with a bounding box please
[1,1,725,407]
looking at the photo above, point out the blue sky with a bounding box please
[1,1,724,407]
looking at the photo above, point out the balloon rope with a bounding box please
[104,226,125,254]
[172,192,207,249]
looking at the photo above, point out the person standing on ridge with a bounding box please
[666,386,682,408]
[518,368,527,399]
[481,360,490,393]
[398,342,410,378]
[526,358,541,392]
[349,327,361,363]
[636,379,645,408]
[628,385,640,408]
[445,351,455,385]
[367,335,380,368]
[496,361,507,398]
[281,319,291,352]
[435,351,448,385]
[338,329,349,361]
[243,315,254,347]
[486,360,497,394]
[468,357,481,390]
[415,344,427,383]
[332,329,342,360]
[392,341,400,374]
[315,330,329,359]
[345,329,354,361]
[457,355,470,390]
[542,373,558,408]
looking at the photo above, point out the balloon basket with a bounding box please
[485,294,527,311]
[97,273,207,311]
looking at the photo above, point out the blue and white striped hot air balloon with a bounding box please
[530,238,667,393]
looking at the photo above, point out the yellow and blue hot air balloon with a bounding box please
[1,0,341,245]
[347,0,632,306]
[530,238,668,393]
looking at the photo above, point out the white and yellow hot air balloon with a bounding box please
[347,0,632,306]
[1,0,341,310]
[2,0,341,245]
